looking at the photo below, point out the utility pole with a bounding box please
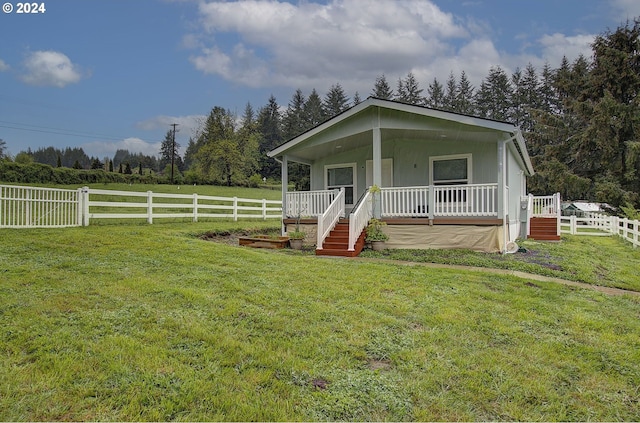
[170,123,178,184]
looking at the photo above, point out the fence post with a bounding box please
[634,220,638,248]
[81,186,90,226]
[193,193,198,223]
[428,185,435,220]
[147,191,153,224]
[233,197,238,222]
[262,199,267,220]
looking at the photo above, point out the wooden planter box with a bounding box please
[239,235,290,249]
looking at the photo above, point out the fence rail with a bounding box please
[561,212,640,248]
[1,184,282,228]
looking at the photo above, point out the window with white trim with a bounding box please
[430,154,472,185]
[325,163,356,205]
[430,154,472,203]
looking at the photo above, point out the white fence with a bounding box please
[561,212,640,248]
[0,185,82,228]
[380,183,498,218]
[0,184,282,228]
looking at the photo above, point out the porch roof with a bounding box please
[267,97,534,176]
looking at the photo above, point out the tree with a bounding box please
[442,72,457,112]
[91,158,103,169]
[425,78,445,109]
[303,89,325,128]
[371,74,394,99]
[282,89,306,141]
[257,95,283,179]
[475,66,513,121]
[455,71,475,114]
[0,138,6,159]
[353,91,362,105]
[159,129,181,177]
[323,83,350,117]
[395,72,423,105]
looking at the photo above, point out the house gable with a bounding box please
[268,97,534,176]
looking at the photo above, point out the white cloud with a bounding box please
[0,59,9,72]
[21,50,84,88]
[81,137,161,159]
[190,0,467,90]
[538,33,595,65]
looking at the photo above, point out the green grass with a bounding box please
[1,222,640,421]
[361,235,640,292]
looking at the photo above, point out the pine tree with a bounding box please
[443,72,457,112]
[353,91,362,105]
[371,74,393,99]
[282,89,306,140]
[425,78,445,109]
[159,129,181,172]
[394,72,424,105]
[257,95,283,179]
[474,66,513,121]
[323,83,350,117]
[455,71,475,114]
[303,89,325,128]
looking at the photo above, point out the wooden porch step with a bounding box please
[528,217,561,241]
[315,220,366,257]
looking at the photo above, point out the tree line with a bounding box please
[2,19,638,211]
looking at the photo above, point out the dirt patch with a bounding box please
[199,229,279,246]
[311,378,329,390]
[368,358,393,371]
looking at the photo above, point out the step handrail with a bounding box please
[316,189,345,250]
[348,190,373,251]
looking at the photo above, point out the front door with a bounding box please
[325,163,356,206]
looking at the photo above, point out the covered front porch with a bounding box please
[284,183,506,255]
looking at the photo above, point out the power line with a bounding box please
[0,120,170,144]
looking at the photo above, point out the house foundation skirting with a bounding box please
[283,218,505,252]
[382,223,504,253]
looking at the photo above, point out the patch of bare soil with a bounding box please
[199,229,278,246]
[501,248,563,271]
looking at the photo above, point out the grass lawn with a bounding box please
[1,221,640,421]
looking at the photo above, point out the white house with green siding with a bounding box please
[268,97,538,256]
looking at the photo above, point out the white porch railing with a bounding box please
[348,190,373,251]
[531,193,561,217]
[316,189,345,250]
[380,186,429,217]
[380,183,499,218]
[285,189,339,218]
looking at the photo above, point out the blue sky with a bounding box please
[1,0,639,160]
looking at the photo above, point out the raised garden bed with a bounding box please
[238,235,290,249]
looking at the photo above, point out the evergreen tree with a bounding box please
[394,72,424,105]
[303,89,325,128]
[159,129,181,173]
[282,89,306,140]
[475,66,513,121]
[257,95,283,179]
[109,159,113,172]
[124,162,132,175]
[371,74,393,99]
[443,72,457,112]
[455,71,475,114]
[323,83,350,117]
[56,155,62,168]
[91,158,103,169]
[425,77,445,109]
[0,138,5,159]
[138,162,143,175]
[353,91,362,105]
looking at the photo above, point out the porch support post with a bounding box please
[498,140,507,251]
[372,110,382,218]
[281,155,288,235]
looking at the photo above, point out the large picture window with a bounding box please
[430,154,472,185]
[430,154,472,203]
[325,163,356,205]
